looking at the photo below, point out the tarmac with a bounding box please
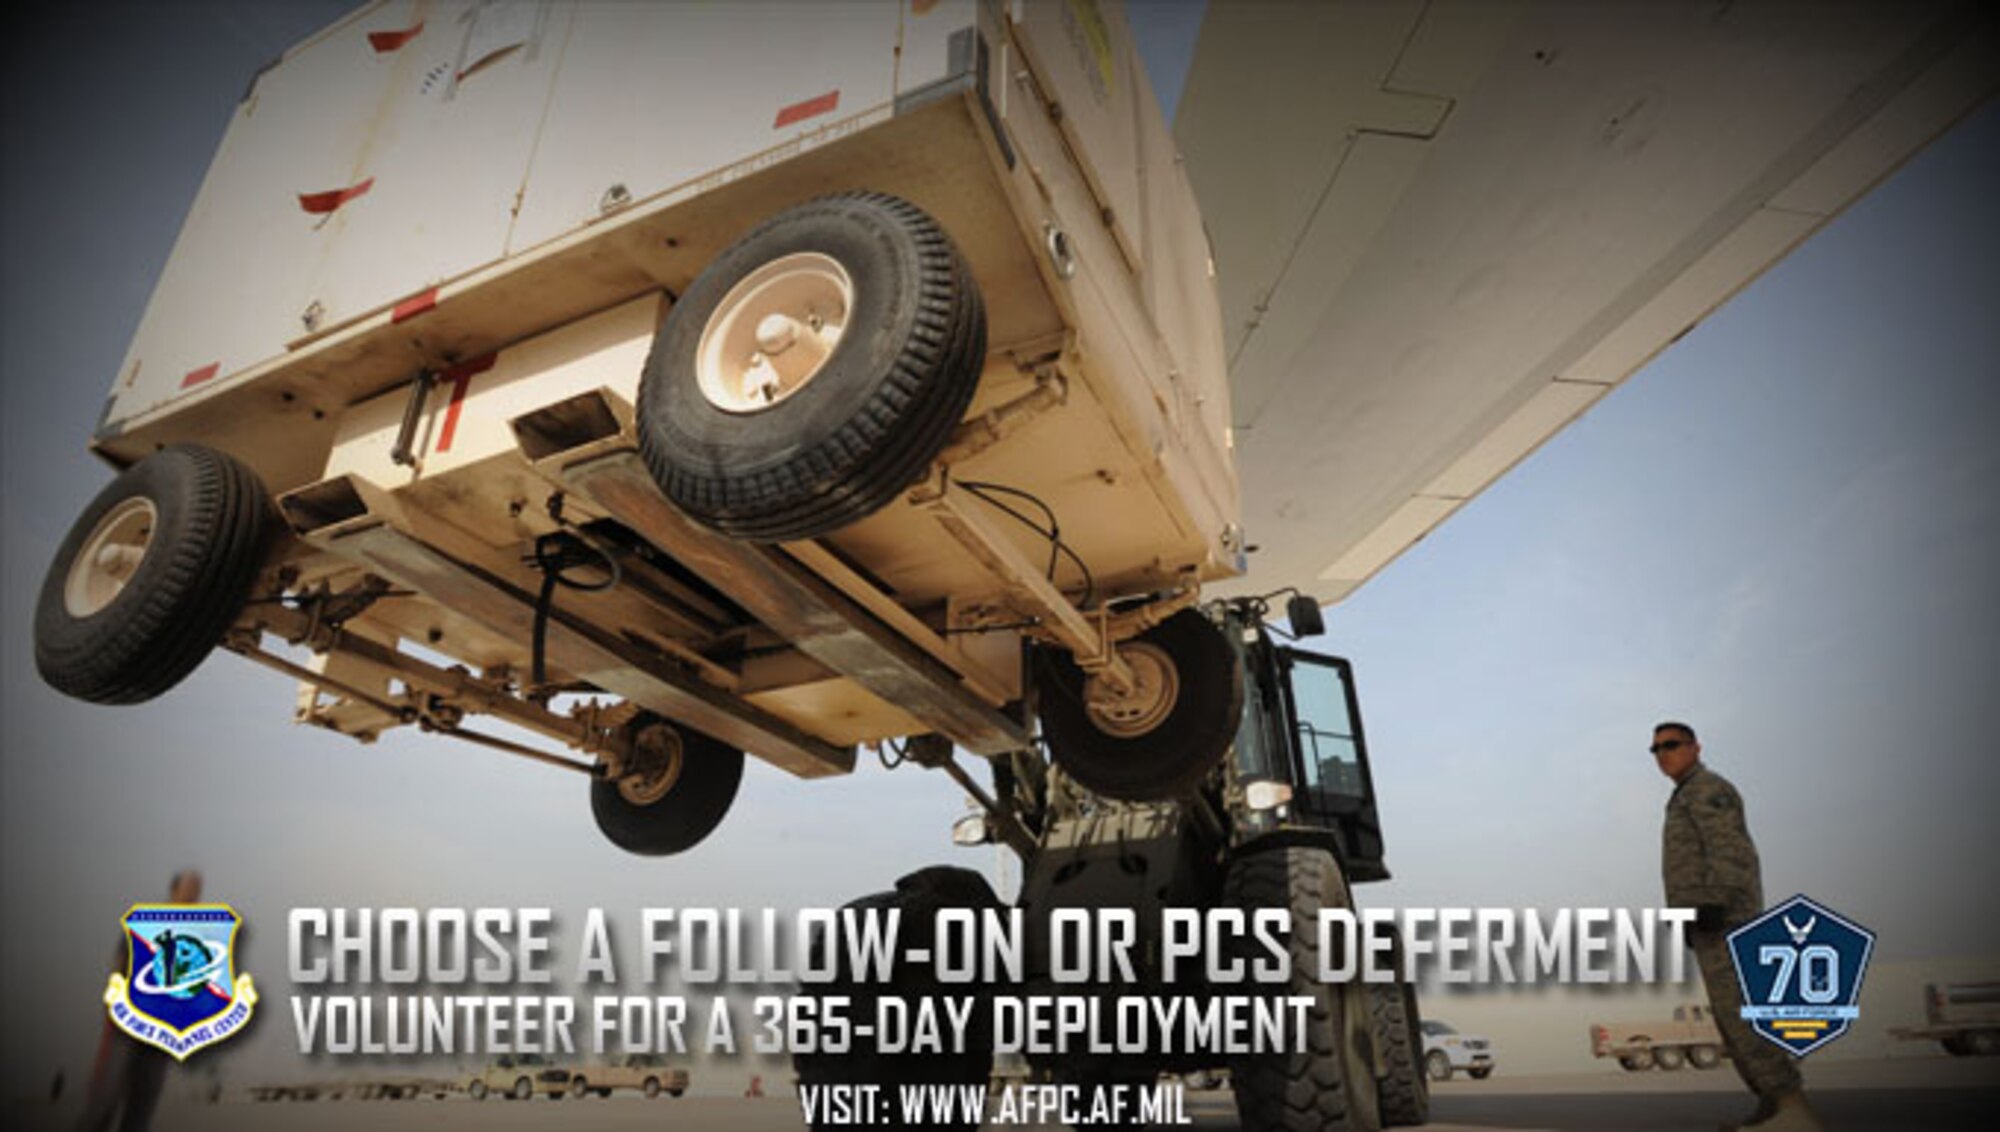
[10,1055,1993,1131]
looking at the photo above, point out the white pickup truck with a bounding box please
[1422,1019,1496,1081]
[34,1,1241,855]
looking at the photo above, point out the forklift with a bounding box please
[797,592,1428,1131]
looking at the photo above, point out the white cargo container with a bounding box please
[39,0,1243,853]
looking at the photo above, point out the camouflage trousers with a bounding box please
[1692,929,1802,1099]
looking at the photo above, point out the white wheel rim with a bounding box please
[695,252,853,413]
[617,722,685,806]
[64,496,157,618]
[1087,641,1180,738]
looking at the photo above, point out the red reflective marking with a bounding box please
[180,362,220,389]
[774,90,839,129]
[434,354,498,454]
[368,21,424,53]
[298,177,375,215]
[392,287,438,323]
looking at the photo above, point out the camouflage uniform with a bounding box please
[1663,763,1801,1101]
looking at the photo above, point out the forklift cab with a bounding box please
[1226,603,1389,882]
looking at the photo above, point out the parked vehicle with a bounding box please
[1589,1002,1727,1071]
[567,1054,690,1099]
[1422,1019,1495,1081]
[467,1053,570,1101]
[1890,982,2000,1057]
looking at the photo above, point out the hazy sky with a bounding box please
[3,0,1996,1098]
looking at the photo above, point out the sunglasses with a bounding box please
[1649,739,1689,755]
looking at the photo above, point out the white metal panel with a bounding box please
[899,0,983,97]
[1172,0,1450,368]
[108,1,411,422]
[307,1,573,332]
[1131,29,1232,477]
[1177,0,1994,602]
[319,293,660,490]
[1012,0,1147,270]
[507,2,900,257]
[1420,379,1607,502]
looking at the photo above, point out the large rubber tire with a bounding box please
[1227,847,1382,1132]
[1653,1045,1685,1071]
[643,1076,661,1098]
[1036,609,1243,801]
[469,1081,487,1100]
[1367,928,1429,1127]
[794,867,1003,1131]
[1425,1050,1452,1082]
[36,444,270,704]
[1617,1051,1654,1072]
[1467,1066,1492,1081]
[511,1077,531,1101]
[639,192,985,542]
[589,715,744,856]
[1687,1043,1722,1069]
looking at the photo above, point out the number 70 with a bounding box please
[1758,944,1839,1004]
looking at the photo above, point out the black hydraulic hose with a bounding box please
[528,530,621,690]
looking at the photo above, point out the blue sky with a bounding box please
[2,1,1995,1093]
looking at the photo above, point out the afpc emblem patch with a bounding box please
[103,904,257,1060]
[1727,894,1874,1057]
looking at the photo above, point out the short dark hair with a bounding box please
[1653,721,1697,742]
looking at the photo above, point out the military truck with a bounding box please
[33,1,1241,856]
[568,1054,690,1099]
[1889,982,2000,1057]
[794,593,1429,1132]
[466,1052,569,1101]
[1588,1003,1728,1072]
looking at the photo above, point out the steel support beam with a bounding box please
[551,450,1032,757]
[323,519,854,778]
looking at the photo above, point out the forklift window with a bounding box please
[1283,652,1366,801]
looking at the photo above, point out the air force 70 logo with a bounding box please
[103,905,257,1060]
[1727,894,1874,1057]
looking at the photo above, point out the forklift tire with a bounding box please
[1035,609,1242,801]
[795,869,1001,1131]
[1368,927,1429,1127]
[36,444,270,705]
[638,192,986,542]
[1226,847,1382,1132]
[589,716,743,856]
